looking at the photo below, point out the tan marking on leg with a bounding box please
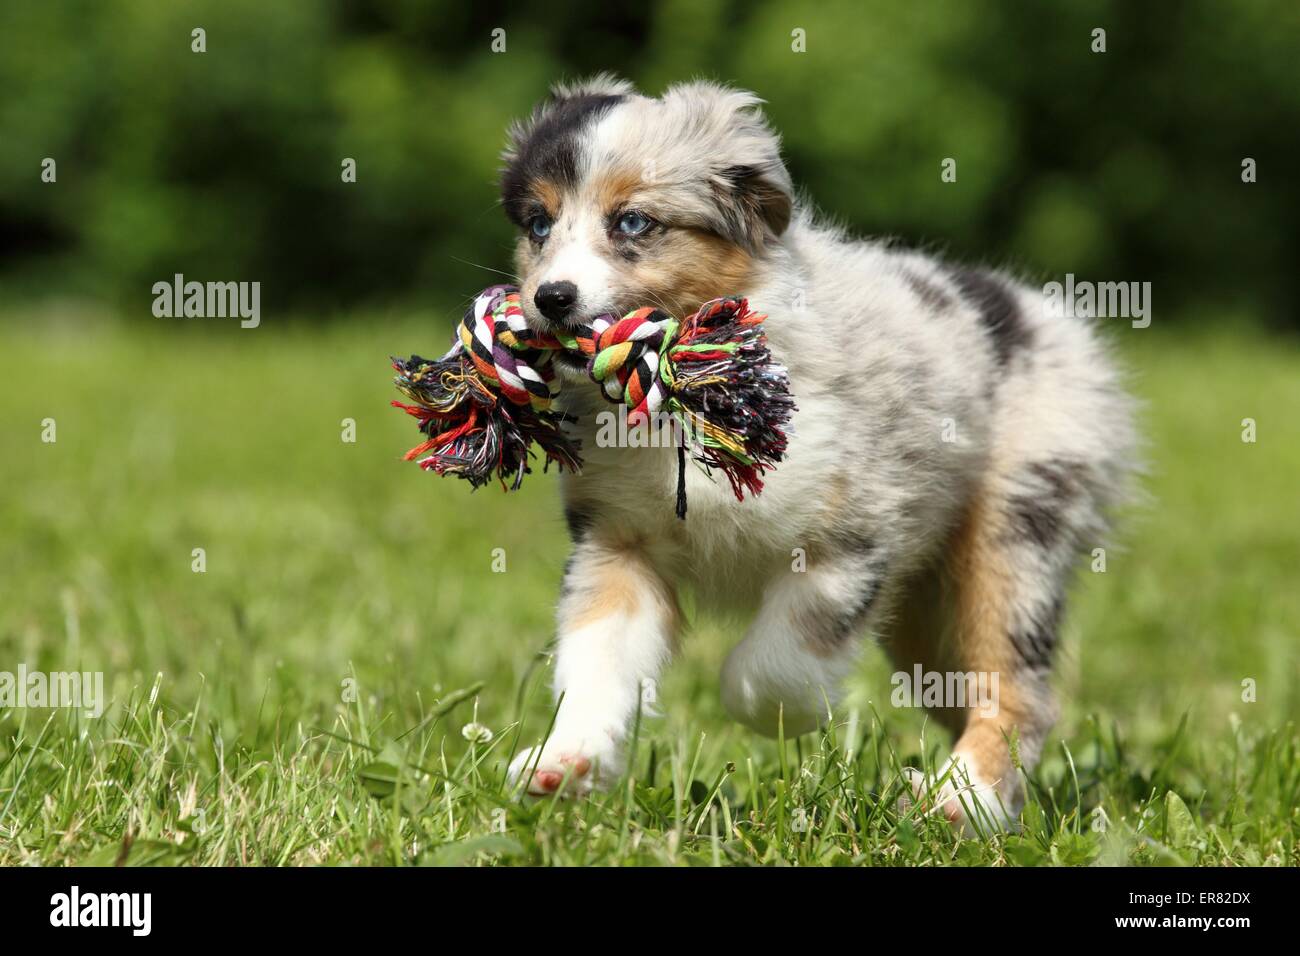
[947,488,1017,675]
[881,566,968,735]
[943,487,1052,798]
[562,546,679,635]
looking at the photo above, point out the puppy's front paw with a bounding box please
[507,735,620,798]
[901,755,1019,835]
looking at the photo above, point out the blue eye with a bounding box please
[616,211,651,236]
[529,216,551,240]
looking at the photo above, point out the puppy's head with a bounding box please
[500,75,792,369]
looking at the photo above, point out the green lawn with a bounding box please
[0,306,1297,866]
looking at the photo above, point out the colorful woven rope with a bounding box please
[392,284,795,518]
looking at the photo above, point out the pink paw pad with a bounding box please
[527,755,591,794]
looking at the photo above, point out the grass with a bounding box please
[0,304,1297,866]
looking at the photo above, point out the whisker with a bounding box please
[450,256,522,283]
[638,289,681,319]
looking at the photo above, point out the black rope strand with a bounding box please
[675,440,688,520]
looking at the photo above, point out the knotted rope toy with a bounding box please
[391,284,795,518]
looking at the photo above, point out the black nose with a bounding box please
[535,281,578,322]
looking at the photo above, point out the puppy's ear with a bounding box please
[661,81,794,251]
[500,74,636,225]
[713,162,793,245]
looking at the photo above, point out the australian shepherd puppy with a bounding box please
[501,74,1136,829]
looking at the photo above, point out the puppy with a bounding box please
[502,75,1136,829]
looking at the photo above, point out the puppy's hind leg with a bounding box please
[721,537,888,737]
[904,470,1086,833]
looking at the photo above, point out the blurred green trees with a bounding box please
[1,0,1296,324]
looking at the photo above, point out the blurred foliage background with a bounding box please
[1,0,1297,324]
